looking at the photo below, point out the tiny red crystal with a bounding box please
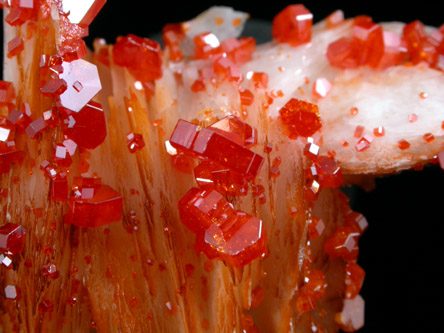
[126,132,145,153]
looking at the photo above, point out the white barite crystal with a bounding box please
[180,6,249,56]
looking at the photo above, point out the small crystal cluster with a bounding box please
[1,1,121,229]
[327,15,444,71]
[170,116,266,267]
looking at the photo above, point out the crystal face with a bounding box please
[62,0,106,26]
[58,59,102,112]
[63,100,107,149]
[0,223,26,255]
[272,5,313,46]
[279,98,322,139]
[179,188,266,267]
[67,180,122,228]
[113,34,162,82]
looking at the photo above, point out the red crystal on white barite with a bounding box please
[0,223,26,255]
[62,0,106,26]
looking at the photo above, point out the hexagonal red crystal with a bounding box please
[327,37,360,69]
[0,81,16,106]
[196,210,266,268]
[67,182,122,228]
[51,173,68,202]
[314,156,344,188]
[0,223,26,255]
[63,100,106,149]
[279,98,321,139]
[194,160,248,197]
[272,5,313,46]
[209,116,257,148]
[324,226,360,260]
[113,34,162,83]
[58,59,102,112]
[126,132,145,153]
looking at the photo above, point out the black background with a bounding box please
[3,1,444,332]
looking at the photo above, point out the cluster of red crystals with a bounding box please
[126,132,145,153]
[62,100,107,150]
[162,24,186,62]
[179,188,266,267]
[113,34,162,82]
[279,98,322,139]
[0,139,24,173]
[0,223,26,255]
[170,119,263,181]
[4,0,38,26]
[193,34,255,65]
[296,269,328,313]
[327,16,404,69]
[324,226,360,260]
[344,211,368,235]
[66,177,123,228]
[313,156,344,188]
[272,5,313,46]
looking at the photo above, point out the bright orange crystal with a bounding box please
[272,4,313,46]
[279,98,322,139]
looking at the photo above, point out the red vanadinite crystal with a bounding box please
[60,38,88,62]
[345,262,365,299]
[296,269,328,313]
[352,20,384,67]
[58,59,102,112]
[0,81,16,106]
[272,5,313,46]
[42,264,60,279]
[239,88,254,106]
[38,300,54,314]
[178,188,237,234]
[403,20,434,65]
[378,31,404,69]
[0,223,26,255]
[7,36,24,58]
[63,100,107,149]
[193,32,222,60]
[67,179,122,228]
[194,160,248,197]
[43,108,60,128]
[126,132,145,153]
[209,116,257,148]
[162,23,185,62]
[169,120,200,156]
[53,144,72,167]
[113,34,162,82]
[314,156,344,188]
[193,128,264,181]
[40,79,67,97]
[171,153,195,174]
[5,0,37,26]
[25,117,47,139]
[191,79,205,92]
[179,187,266,267]
[196,210,266,268]
[344,211,368,234]
[279,98,322,139]
[327,37,361,69]
[324,226,360,260]
[212,55,243,83]
[398,139,410,150]
[51,173,68,202]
